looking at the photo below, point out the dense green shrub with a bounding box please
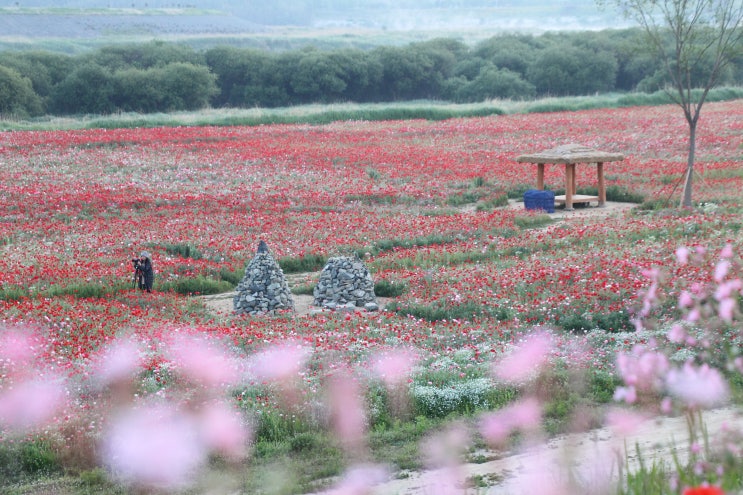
[160,276,234,295]
[278,253,328,273]
[374,278,408,297]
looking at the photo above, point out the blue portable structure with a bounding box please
[524,189,556,213]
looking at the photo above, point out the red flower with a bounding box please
[683,486,725,495]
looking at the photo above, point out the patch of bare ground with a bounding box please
[370,407,743,494]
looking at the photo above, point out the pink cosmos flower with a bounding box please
[667,324,686,344]
[423,422,470,467]
[715,279,742,301]
[0,327,39,369]
[676,246,690,264]
[605,408,648,436]
[616,346,669,393]
[369,348,418,387]
[492,332,552,383]
[613,385,637,404]
[666,362,729,409]
[720,244,734,259]
[686,308,701,323]
[93,338,143,387]
[719,297,736,323]
[167,334,241,388]
[197,400,251,460]
[678,291,694,308]
[327,369,367,453]
[480,397,542,445]
[101,402,207,490]
[714,260,730,283]
[248,341,310,382]
[0,377,66,433]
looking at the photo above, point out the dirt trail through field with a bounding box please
[369,407,743,494]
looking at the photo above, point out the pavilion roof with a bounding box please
[515,143,624,164]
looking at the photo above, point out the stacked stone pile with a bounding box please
[233,241,294,315]
[313,256,378,311]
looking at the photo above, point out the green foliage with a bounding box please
[0,65,44,117]
[452,66,536,102]
[527,45,618,96]
[537,365,578,435]
[42,281,121,299]
[278,253,328,273]
[219,266,244,285]
[0,285,30,301]
[164,242,203,260]
[20,439,61,476]
[507,183,539,199]
[160,276,234,295]
[446,190,483,206]
[588,369,622,403]
[387,300,514,322]
[253,409,314,444]
[291,280,316,295]
[357,232,468,259]
[570,185,647,203]
[3,26,743,119]
[374,278,408,298]
[558,309,633,333]
[513,214,554,230]
[369,416,438,471]
[50,62,115,115]
[477,194,510,210]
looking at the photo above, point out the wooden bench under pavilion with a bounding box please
[515,144,624,211]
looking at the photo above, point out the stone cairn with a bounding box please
[233,241,294,315]
[313,256,378,311]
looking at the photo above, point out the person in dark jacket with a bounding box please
[136,251,154,292]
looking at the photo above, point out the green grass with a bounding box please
[373,278,408,298]
[158,275,234,295]
[278,253,328,273]
[386,300,515,322]
[3,87,740,132]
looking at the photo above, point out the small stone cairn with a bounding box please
[233,241,294,315]
[313,256,378,312]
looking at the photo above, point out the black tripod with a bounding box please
[132,260,144,290]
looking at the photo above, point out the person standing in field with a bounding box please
[136,251,154,293]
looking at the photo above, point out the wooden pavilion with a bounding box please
[515,144,624,210]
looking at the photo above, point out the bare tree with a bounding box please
[599,0,743,207]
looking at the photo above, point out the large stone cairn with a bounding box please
[313,256,378,311]
[233,241,294,315]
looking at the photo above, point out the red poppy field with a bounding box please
[1,100,742,492]
[2,102,741,357]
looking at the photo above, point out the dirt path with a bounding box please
[371,407,743,494]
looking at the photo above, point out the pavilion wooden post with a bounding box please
[565,163,576,210]
[597,162,606,206]
[537,163,545,190]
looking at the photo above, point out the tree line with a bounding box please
[0,28,741,118]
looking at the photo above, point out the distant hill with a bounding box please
[0,1,633,52]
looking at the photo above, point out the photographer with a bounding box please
[132,251,154,293]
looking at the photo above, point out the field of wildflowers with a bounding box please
[1,100,742,494]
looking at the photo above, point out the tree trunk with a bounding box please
[680,122,697,208]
